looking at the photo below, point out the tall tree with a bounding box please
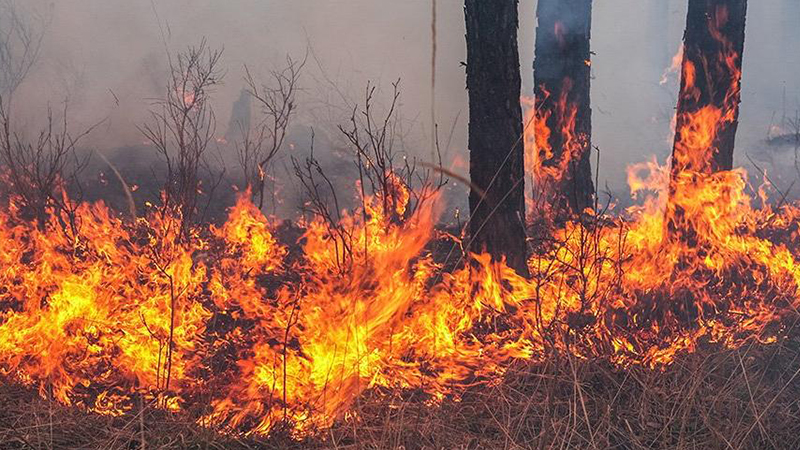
[532,0,594,217]
[668,0,747,242]
[464,0,529,276]
[671,0,747,177]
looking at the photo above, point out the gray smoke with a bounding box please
[3,0,800,212]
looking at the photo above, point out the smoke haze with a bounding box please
[7,0,800,209]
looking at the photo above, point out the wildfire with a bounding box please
[0,2,791,440]
[2,143,798,436]
[523,78,587,208]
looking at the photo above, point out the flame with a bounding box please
[0,3,789,439]
[554,21,567,48]
[524,79,585,189]
[178,86,197,107]
[524,76,590,220]
[0,201,211,410]
[2,151,798,435]
[669,2,745,248]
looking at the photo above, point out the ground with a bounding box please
[2,331,800,450]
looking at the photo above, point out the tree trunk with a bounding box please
[671,0,747,176]
[532,0,594,218]
[465,0,529,276]
[668,0,747,243]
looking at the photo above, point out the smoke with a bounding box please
[5,0,800,211]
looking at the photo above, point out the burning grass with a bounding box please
[3,336,800,449]
[3,85,800,443]
[1,7,798,444]
[2,153,800,445]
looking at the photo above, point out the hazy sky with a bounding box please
[9,0,800,202]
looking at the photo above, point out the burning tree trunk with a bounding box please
[668,0,747,241]
[671,0,747,176]
[532,0,594,218]
[464,0,529,276]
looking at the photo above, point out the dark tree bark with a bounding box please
[671,0,747,176]
[532,0,594,217]
[465,0,529,276]
[668,0,747,243]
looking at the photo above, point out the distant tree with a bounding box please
[464,0,529,276]
[533,0,594,218]
[224,89,252,146]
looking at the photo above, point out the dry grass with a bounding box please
[2,331,800,449]
[318,334,800,449]
[0,383,273,449]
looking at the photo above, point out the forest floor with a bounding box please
[2,330,800,450]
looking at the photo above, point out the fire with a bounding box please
[0,2,790,440]
[0,200,211,411]
[673,103,724,172]
[554,21,567,48]
[2,145,798,436]
[524,78,586,206]
[668,2,745,249]
[178,86,198,107]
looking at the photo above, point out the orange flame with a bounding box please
[0,4,786,439]
[524,79,585,188]
[2,155,798,435]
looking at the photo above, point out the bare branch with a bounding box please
[0,99,94,236]
[237,54,306,210]
[140,39,224,241]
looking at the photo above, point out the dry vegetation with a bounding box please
[2,68,800,449]
[0,6,799,447]
[2,332,800,449]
